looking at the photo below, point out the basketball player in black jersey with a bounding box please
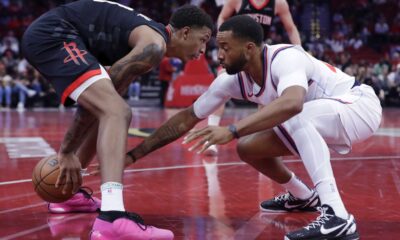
[22,1,213,239]
[203,0,301,156]
[219,0,300,44]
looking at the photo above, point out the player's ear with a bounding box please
[245,42,256,56]
[181,26,190,40]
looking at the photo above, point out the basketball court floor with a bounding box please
[0,107,399,239]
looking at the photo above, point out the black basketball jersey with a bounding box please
[52,0,169,65]
[237,0,276,39]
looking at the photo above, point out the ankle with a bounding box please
[98,210,127,222]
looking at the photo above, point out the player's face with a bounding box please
[178,26,211,62]
[216,31,248,74]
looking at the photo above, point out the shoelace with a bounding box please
[304,206,333,230]
[274,193,296,203]
[126,212,148,231]
[79,187,96,202]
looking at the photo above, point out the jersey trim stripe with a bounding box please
[237,72,248,101]
[277,125,299,155]
[255,46,268,97]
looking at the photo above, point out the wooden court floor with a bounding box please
[0,107,399,240]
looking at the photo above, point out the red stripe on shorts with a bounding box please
[61,68,101,104]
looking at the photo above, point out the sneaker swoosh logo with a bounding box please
[284,202,305,209]
[320,223,347,235]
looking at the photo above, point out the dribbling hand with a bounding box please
[56,153,82,195]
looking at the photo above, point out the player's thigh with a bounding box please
[237,129,293,159]
[338,86,382,143]
[298,95,380,146]
[293,99,347,144]
[77,78,130,117]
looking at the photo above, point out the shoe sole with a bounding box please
[260,206,319,213]
[49,207,100,213]
[284,232,360,240]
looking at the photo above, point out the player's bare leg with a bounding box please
[237,129,319,213]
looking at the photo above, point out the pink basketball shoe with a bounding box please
[90,211,174,240]
[48,188,101,213]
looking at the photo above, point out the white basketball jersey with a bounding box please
[193,44,366,119]
[236,44,357,106]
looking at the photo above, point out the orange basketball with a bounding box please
[32,155,77,203]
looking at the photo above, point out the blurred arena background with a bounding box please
[0,0,399,110]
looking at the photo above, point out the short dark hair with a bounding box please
[219,15,263,45]
[169,5,214,31]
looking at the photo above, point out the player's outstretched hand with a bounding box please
[56,153,82,195]
[183,126,234,154]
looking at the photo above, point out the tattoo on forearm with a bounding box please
[109,43,164,90]
[130,108,199,159]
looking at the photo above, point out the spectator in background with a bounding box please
[391,12,400,42]
[2,49,18,74]
[386,63,400,105]
[347,33,363,50]
[373,16,389,51]
[218,0,301,44]
[2,30,19,54]
[158,56,177,107]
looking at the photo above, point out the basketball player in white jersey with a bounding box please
[125,16,381,239]
[205,0,301,155]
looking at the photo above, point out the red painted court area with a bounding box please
[0,107,399,240]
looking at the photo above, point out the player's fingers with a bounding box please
[183,129,207,144]
[198,140,213,154]
[188,136,209,152]
[63,171,71,195]
[70,170,80,194]
[55,168,65,188]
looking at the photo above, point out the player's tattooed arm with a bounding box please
[109,43,164,93]
[59,106,95,154]
[126,106,201,164]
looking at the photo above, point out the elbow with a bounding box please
[286,99,303,116]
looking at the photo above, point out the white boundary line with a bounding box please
[1,155,399,187]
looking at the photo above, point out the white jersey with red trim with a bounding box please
[194,44,361,119]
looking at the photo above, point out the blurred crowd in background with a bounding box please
[0,0,399,110]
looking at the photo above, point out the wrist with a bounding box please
[228,124,240,138]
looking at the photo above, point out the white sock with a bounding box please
[100,182,125,212]
[283,115,348,219]
[282,172,313,200]
[208,115,221,126]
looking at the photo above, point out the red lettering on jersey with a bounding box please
[249,0,270,10]
[62,42,88,66]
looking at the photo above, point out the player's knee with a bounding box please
[120,103,132,123]
[103,101,132,123]
[236,137,251,162]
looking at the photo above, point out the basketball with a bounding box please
[32,155,76,203]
